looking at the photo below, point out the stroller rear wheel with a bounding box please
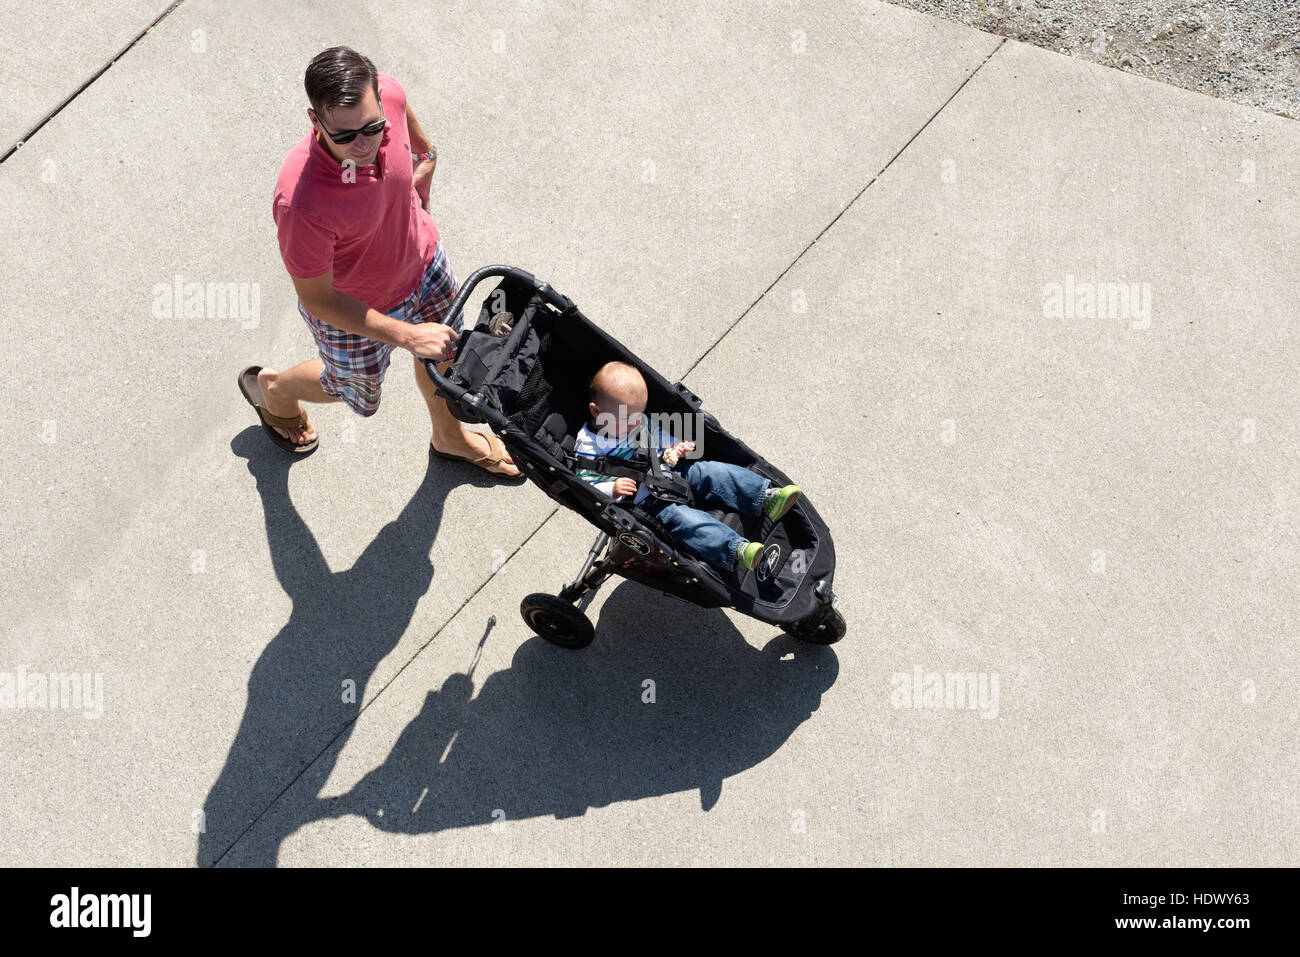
[782,608,846,645]
[521,593,595,649]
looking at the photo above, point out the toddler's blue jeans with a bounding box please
[641,460,771,571]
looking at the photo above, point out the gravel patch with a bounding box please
[885,0,1300,118]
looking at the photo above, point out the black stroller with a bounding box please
[424,266,846,649]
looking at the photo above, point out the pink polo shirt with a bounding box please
[272,72,439,313]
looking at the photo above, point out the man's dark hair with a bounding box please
[304,46,379,118]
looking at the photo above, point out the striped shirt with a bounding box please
[573,422,676,505]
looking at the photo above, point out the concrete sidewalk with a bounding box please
[0,0,173,155]
[1,0,1295,866]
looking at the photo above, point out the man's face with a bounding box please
[309,85,385,167]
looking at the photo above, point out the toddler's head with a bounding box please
[588,361,647,439]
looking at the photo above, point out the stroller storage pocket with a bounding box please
[445,279,552,418]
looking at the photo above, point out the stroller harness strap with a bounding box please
[572,453,650,483]
[571,421,695,507]
[631,420,695,506]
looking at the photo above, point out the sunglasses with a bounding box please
[316,102,386,145]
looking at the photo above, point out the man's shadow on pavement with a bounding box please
[197,427,500,867]
[218,585,838,864]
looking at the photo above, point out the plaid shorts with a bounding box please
[299,240,461,417]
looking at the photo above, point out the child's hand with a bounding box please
[674,441,695,457]
[613,477,638,498]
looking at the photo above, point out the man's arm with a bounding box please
[406,103,432,153]
[291,271,455,360]
[406,103,437,212]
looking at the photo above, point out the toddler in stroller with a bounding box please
[574,361,803,574]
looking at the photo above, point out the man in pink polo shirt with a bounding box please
[238,46,518,477]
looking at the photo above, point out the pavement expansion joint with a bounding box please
[682,37,1008,382]
[0,0,188,162]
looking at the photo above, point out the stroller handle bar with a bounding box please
[420,264,572,428]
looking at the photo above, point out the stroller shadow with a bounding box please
[229,582,839,862]
[197,427,498,867]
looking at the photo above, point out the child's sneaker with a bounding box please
[737,541,765,571]
[762,484,802,521]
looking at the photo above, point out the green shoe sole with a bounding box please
[738,542,765,570]
[764,485,802,521]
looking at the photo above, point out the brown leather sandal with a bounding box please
[237,365,319,455]
[430,432,522,479]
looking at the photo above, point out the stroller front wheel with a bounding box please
[521,593,595,649]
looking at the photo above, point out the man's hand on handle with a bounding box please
[401,321,458,362]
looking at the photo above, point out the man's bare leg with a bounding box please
[414,354,521,477]
[254,360,338,445]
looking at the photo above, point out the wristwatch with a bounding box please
[412,147,437,162]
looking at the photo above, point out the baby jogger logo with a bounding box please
[755,543,781,581]
[49,887,151,937]
[617,532,652,555]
